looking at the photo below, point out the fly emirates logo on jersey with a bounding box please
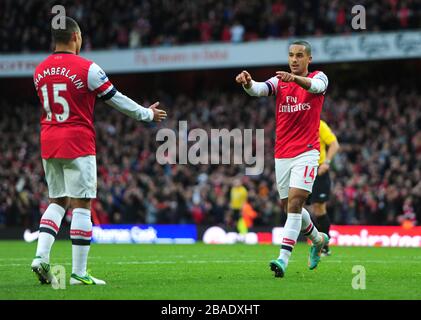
[34,67,84,90]
[278,96,311,113]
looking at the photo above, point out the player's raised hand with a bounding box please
[149,102,167,122]
[235,70,252,88]
[276,71,296,82]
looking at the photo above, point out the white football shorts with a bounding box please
[275,149,320,199]
[42,155,97,199]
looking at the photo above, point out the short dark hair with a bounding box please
[290,40,312,55]
[51,17,80,44]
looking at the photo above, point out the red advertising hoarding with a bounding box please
[328,225,421,247]
[203,225,421,247]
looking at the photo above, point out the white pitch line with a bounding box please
[0,255,198,262]
[0,257,106,261]
[2,259,421,268]
[106,259,421,265]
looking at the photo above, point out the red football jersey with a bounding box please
[33,52,115,159]
[265,71,327,158]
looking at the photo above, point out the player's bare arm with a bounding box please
[275,70,328,94]
[318,140,340,175]
[276,71,311,89]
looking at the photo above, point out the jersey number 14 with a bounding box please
[303,166,316,183]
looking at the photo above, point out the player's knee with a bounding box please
[288,196,305,213]
[50,197,69,209]
[70,198,92,210]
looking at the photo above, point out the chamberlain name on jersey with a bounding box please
[34,66,84,90]
[244,71,328,159]
[33,52,116,159]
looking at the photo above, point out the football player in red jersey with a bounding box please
[236,41,329,278]
[31,17,167,285]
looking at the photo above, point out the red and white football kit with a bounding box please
[244,71,328,198]
[34,52,153,198]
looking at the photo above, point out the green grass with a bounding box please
[1,240,421,300]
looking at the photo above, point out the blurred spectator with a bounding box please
[1,0,420,53]
[229,178,248,228]
[0,82,420,229]
[221,24,231,42]
[397,197,417,228]
[238,201,258,234]
[230,21,245,43]
[129,27,141,48]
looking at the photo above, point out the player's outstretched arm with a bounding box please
[235,70,270,97]
[87,62,166,122]
[105,92,167,122]
[276,71,328,93]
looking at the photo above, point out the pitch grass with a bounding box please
[0,241,421,300]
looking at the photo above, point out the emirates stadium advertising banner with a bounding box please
[17,224,421,247]
[202,225,421,248]
[2,31,421,77]
[91,224,197,244]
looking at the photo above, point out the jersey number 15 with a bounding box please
[40,83,69,122]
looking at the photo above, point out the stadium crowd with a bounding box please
[0,83,420,229]
[1,0,420,52]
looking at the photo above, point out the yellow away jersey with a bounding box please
[319,120,337,165]
[230,186,248,210]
